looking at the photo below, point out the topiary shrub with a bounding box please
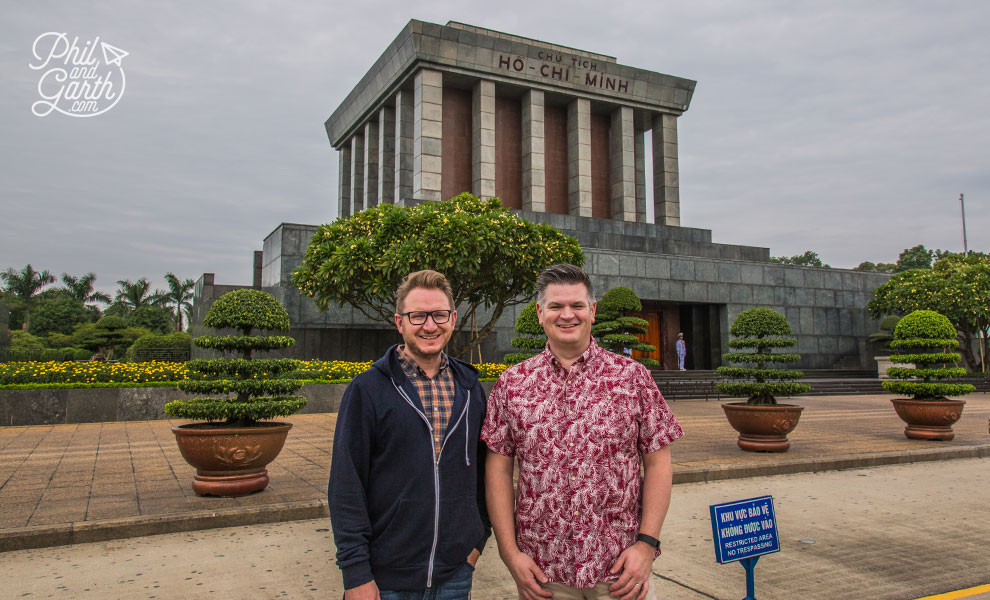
[592,286,659,368]
[882,310,975,400]
[716,308,811,406]
[127,331,192,362]
[505,301,546,364]
[867,315,900,351]
[165,289,306,425]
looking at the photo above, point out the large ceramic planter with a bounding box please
[890,399,965,441]
[171,422,292,497]
[721,403,804,452]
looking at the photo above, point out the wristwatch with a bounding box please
[636,533,661,549]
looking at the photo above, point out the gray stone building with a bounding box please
[191,19,889,369]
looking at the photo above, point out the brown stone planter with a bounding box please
[171,422,292,497]
[721,403,804,452]
[890,398,965,441]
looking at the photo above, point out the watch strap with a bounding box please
[636,533,661,549]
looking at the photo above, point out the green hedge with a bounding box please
[8,347,87,362]
[0,381,180,390]
[127,332,192,362]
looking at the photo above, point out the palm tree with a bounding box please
[160,272,196,331]
[114,278,158,313]
[60,272,112,308]
[1,264,55,330]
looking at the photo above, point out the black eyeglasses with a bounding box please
[399,310,453,325]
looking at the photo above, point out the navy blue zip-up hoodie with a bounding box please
[329,345,491,591]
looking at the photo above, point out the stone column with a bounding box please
[521,90,546,212]
[394,89,414,204]
[652,113,680,226]
[363,119,379,208]
[567,98,592,217]
[338,144,351,218]
[378,105,395,204]
[414,69,443,202]
[635,128,646,223]
[609,106,636,221]
[350,134,365,215]
[472,79,495,199]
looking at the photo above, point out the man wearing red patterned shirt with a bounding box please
[482,264,683,600]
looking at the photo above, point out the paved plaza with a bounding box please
[2,458,989,599]
[1,393,989,553]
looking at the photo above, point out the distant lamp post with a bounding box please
[959,193,968,256]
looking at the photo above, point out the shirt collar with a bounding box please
[542,337,601,373]
[397,345,449,378]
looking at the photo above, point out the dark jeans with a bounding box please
[379,563,475,600]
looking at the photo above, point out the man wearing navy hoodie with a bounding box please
[329,270,491,600]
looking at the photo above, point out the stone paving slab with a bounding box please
[1,393,988,552]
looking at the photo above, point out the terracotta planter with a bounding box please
[171,422,292,497]
[721,403,804,452]
[890,398,965,441]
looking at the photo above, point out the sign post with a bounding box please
[709,496,780,600]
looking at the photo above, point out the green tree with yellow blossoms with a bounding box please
[292,193,584,359]
[868,253,990,371]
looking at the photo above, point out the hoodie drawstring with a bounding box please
[464,399,470,466]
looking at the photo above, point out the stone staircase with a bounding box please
[652,369,990,401]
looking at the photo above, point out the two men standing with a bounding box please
[329,265,682,599]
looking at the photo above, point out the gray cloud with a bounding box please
[2,0,987,296]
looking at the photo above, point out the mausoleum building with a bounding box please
[192,19,889,370]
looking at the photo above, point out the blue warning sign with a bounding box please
[709,495,780,564]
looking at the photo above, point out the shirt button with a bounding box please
[573,511,579,516]
[569,443,574,447]
[567,410,573,415]
[571,476,576,481]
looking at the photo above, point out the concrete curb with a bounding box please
[3,445,988,553]
[0,499,329,553]
[672,444,990,484]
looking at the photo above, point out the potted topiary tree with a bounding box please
[165,289,307,496]
[884,309,974,440]
[504,301,546,365]
[592,286,659,368]
[716,307,811,452]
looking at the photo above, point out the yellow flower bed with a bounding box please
[294,360,508,380]
[1,360,509,386]
[474,362,508,379]
[0,361,191,385]
[295,360,374,380]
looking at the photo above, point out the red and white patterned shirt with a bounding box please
[482,338,683,588]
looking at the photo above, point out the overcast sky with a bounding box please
[3,1,988,295]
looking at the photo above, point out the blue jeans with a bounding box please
[379,563,474,600]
